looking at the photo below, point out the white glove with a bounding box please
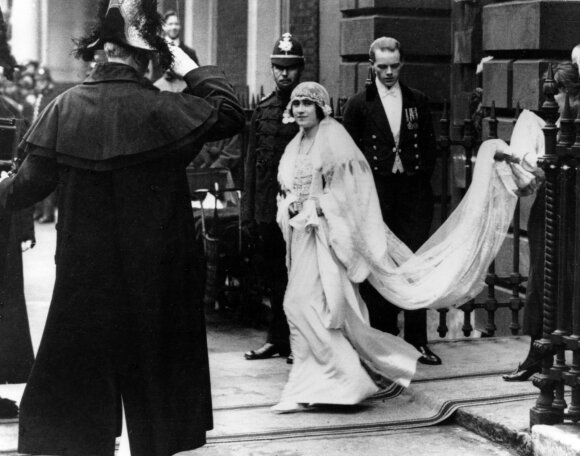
[0,171,9,182]
[169,45,199,78]
[21,240,33,252]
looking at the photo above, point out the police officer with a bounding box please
[243,33,304,363]
[342,36,441,365]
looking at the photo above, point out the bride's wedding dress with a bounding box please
[274,111,544,408]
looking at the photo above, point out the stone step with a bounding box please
[456,395,580,456]
[198,424,519,456]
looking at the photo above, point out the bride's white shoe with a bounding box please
[271,401,309,414]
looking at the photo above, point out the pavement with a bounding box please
[1,221,580,455]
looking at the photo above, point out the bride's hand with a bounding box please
[510,162,539,196]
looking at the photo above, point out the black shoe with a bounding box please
[244,342,289,360]
[502,362,541,382]
[416,345,442,365]
[286,352,294,364]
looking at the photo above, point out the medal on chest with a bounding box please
[405,107,419,130]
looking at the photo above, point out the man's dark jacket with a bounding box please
[342,81,436,180]
[243,90,299,224]
[342,79,436,346]
[0,63,244,456]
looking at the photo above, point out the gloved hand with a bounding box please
[169,44,199,78]
[21,240,34,252]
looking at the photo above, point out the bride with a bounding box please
[272,81,543,413]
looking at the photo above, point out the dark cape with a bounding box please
[21,63,227,170]
[0,63,244,456]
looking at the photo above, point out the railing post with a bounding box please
[530,63,563,426]
[485,101,498,336]
[488,101,498,140]
[439,99,450,222]
[437,99,451,337]
[564,108,580,421]
[463,118,474,188]
[456,117,476,336]
[551,94,575,412]
[510,103,524,335]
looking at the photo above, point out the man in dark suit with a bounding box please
[342,36,441,365]
[162,10,199,64]
[152,10,199,85]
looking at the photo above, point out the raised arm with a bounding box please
[0,151,58,213]
[182,66,245,141]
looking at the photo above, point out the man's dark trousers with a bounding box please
[359,172,433,347]
[257,222,290,351]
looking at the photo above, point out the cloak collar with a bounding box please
[84,62,153,87]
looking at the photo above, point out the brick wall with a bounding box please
[216,0,248,93]
[289,0,319,83]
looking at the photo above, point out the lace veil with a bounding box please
[286,109,546,310]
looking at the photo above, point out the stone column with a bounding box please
[319,2,342,101]
[247,0,281,97]
[10,0,41,63]
[43,0,93,82]
[188,0,217,66]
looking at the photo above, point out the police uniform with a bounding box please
[242,33,303,360]
[343,78,437,355]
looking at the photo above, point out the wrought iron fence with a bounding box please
[530,64,580,427]
[436,101,527,339]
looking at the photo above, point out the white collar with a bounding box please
[168,37,181,47]
[376,78,401,98]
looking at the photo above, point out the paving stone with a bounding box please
[533,424,580,456]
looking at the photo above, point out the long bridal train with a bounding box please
[275,81,544,410]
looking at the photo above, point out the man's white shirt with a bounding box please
[376,77,404,173]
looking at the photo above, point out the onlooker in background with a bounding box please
[572,44,580,73]
[153,9,199,89]
[342,36,441,366]
[242,33,304,363]
[190,135,243,185]
[32,66,57,223]
[163,10,199,63]
[504,61,580,381]
[0,4,35,420]
[21,59,39,78]
[18,72,36,121]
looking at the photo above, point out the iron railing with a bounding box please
[530,64,580,426]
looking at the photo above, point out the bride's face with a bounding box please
[291,98,319,131]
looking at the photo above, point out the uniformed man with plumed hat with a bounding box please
[0,1,244,454]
